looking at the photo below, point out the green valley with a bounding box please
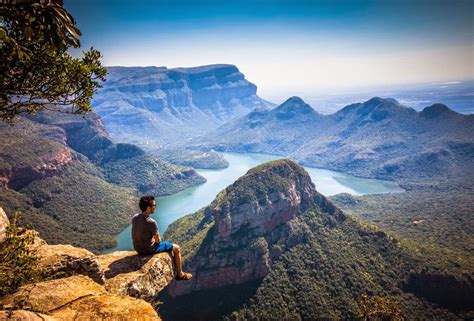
[0,113,205,252]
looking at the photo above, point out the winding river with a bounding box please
[110,152,403,251]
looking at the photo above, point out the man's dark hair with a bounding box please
[139,195,155,212]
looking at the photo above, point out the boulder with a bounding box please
[50,293,160,320]
[0,207,8,243]
[0,231,174,319]
[97,251,174,300]
[0,275,160,320]
[0,309,56,320]
[36,243,105,284]
[0,275,106,313]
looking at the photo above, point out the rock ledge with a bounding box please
[0,224,174,320]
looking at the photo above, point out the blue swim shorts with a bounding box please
[153,241,174,253]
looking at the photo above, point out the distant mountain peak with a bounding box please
[274,96,316,117]
[385,97,401,105]
[283,96,306,105]
[421,103,455,118]
[365,96,389,107]
[337,97,391,115]
[361,97,411,113]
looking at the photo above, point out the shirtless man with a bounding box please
[132,195,192,281]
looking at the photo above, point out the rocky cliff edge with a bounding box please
[0,209,174,320]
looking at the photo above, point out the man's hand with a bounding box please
[153,233,161,244]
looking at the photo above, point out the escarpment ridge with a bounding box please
[92,64,274,149]
[161,160,473,320]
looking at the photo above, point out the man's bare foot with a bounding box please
[175,272,192,281]
[175,272,193,281]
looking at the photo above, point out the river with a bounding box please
[110,152,403,251]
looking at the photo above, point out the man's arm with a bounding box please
[153,232,161,244]
[149,219,161,244]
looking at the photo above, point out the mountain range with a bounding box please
[185,96,474,187]
[1,61,472,320]
[91,65,273,149]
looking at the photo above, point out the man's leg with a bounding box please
[172,244,183,276]
[172,244,192,280]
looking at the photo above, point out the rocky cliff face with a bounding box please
[0,117,75,190]
[0,223,175,320]
[210,159,316,241]
[167,159,344,297]
[28,111,114,162]
[162,161,472,320]
[0,208,8,243]
[1,275,162,320]
[92,64,273,148]
[1,147,73,191]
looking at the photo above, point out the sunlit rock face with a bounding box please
[97,250,174,300]
[92,64,273,148]
[210,159,316,242]
[36,242,105,284]
[0,275,161,320]
[0,112,104,192]
[0,230,174,320]
[167,159,342,297]
[0,208,8,243]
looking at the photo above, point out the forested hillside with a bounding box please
[0,112,205,251]
[161,160,473,320]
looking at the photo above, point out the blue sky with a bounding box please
[65,0,473,100]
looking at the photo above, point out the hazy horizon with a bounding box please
[100,63,474,114]
[65,0,473,102]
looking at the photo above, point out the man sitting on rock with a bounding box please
[132,195,192,281]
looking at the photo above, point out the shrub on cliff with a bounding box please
[0,212,43,297]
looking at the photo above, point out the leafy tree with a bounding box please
[0,0,106,121]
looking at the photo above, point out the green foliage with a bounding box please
[216,159,306,208]
[164,208,214,261]
[157,148,229,170]
[0,0,107,121]
[0,212,42,297]
[227,207,459,320]
[357,294,403,321]
[165,195,465,320]
[330,190,474,269]
[0,114,208,252]
[18,163,138,252]
[0,189,73,246]
[0,0,81,51]
[100,156,206,197]
[0,116,134,251]
[0,117,70,175]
